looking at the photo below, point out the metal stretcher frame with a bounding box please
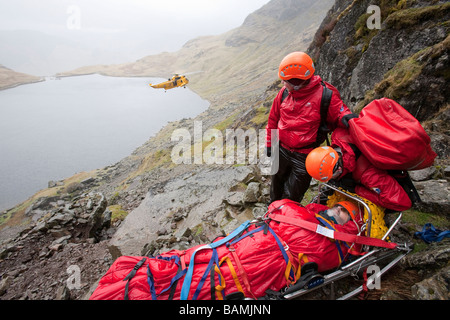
[282,183,412,300]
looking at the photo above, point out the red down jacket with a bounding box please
[349,98,436,171]
[332,127,412,212]
[266,75,351,153]
[90,200,363,300]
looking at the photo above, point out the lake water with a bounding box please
[0,74,209,212]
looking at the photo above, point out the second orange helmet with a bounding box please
[305,146,339,182]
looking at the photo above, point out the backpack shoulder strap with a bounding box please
[316,81,333,146]
[320,81,333,125]
[280,87,289,103]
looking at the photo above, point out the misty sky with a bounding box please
[0,0,270,75]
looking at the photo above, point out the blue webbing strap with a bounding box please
[316,216,345,263]
[157,268,187,298]
[155,255,181,264]
[144,255,184,299]
[192,248,219,300]
[180,220,251,300]
[146,265,157,300]
[229,225,265,245]
[415,223,450,244]
[266,226,296,282]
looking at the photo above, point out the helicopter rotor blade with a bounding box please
[182,71,204,76]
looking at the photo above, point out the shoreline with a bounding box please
[0,73,163,93]
[0,78,45,92]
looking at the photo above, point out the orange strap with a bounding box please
[219,256,244,295]
[295,253,309,280]
[281,240,298,285]
[180,250,187,270]
[213,265,226,300]
[228,244,257,299]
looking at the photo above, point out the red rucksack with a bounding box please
[348,98,437,171]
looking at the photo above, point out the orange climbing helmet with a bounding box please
[278,51,315,81]
[305,146,340,182]
[336,201,360,221]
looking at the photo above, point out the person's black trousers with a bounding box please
[270,146,312,204]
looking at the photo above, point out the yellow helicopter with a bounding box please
[149,74,189,91]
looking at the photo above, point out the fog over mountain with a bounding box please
[0,0,270,76]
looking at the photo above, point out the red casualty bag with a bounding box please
[89,200,365,300]
[348,98,437,171]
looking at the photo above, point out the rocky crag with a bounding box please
[1,0,449,300]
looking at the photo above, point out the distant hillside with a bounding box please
[0,65,42,90]
[58,0,335,105]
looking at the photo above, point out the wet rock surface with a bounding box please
[0,192,114,300]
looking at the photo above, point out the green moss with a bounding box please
[229,182,248,192]
[0,199,33,228]
[351,0,449,60]
[354,12,372,40]
[402,208,450,229]
[144,149,173,171]
[300,189,316,206]
[406,206,450,254]
[385,2,450,29]
[411,241,428,254]
[396,0,408,10]
[356,33,449,111]
[350,0,404,66]
[194,224,204,237]
[213,111,240,132]
[0,211,11,226]
[109,191,121,205]
[384,56,422,95]
[355,47,426,111]
[108,205,129,223]
[250,105,270,126]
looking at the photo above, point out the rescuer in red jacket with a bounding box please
[305,128,413,212]
[266,51,352,204]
